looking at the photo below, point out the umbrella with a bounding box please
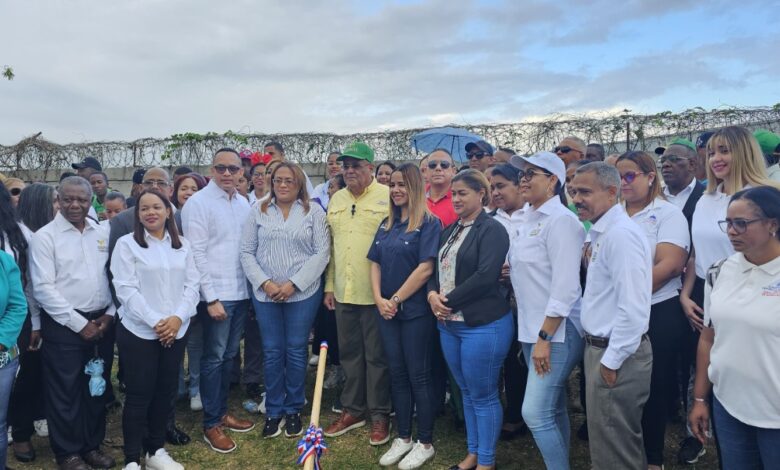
[411,126,484,164]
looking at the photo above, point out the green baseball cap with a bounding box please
[753,130,780,156]
[338,141,375,163]
[666,137,696,152]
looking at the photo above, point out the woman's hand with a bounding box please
[376,298,398,320]
[680,294,704,331]
[271,281,296,302]
[263,281,281,299]
[531,340,552,376]
[155,316,183,348]
[428,292,452,320]
[689,401,711,444]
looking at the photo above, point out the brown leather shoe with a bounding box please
[58,455,91,470]
[203,425,237,453]
[221,414,255,433]
[82,449,116,468]
[369,419,391,446]
[323,411,366,437]
[12,440,36,462]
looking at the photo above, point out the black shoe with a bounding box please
[246,383,263,400]
[447,465,476,470]
[166,423,191,446]
[59,455,90,470]
[12,441,36,462]
[499,422,528,441]
[577,421,589,441]
[263,417,286,439]
[331,396,343,414]
[678,436,706,464]
[82,449,116,468]
[285,413,303,438]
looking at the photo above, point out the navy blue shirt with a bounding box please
[367,215,441,320]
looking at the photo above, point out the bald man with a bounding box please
[554,136,587,167]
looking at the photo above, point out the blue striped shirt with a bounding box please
[239,199,331,303]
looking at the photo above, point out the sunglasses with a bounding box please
[620,171,646,183]
[427,161,452,170]
[142,180,170,188]
[9,187,22,196]
[553,146,577,154]
[466,151,487,160]
[718,218,765,234]
[659,155,688,165]
[518,168,552,181]
[213,164,242,175]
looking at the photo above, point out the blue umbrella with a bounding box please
[411,126,484,164]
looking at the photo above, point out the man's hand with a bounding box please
[207,301,227,321]
[28,330,42,351]
[79,321,102,342]
[600,364,617,388]
[323,292,336,311]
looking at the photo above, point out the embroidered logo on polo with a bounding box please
[761,281,780,297]
[97,239,108,252]
[529,222,544,237]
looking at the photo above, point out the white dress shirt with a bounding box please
[29,212,115,333]
[492,207,525,243]
[240,200,331,303]
[581,204,652,370]
[181,180,251,302]
[691,184,737,278]
[629,198,690,304]
[509,198,586,343]
[110,231,200,340]
[2,223,40,330]
[663,178,697,209]
[704,253,780,428]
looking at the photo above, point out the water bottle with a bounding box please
[242,399,260,414]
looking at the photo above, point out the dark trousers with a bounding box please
[679,278,705,427]
[335,302,391,421]
[430,323,448,416]
[377,313,436,443]
[41,312,111,462]
[231,305,263,385]
[503,321,528,425]
[116,322,185,464]
[9,320,44,443]
[313,303,340,365]
[642,295,687,466]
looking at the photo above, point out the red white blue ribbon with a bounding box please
[297,424,328,469]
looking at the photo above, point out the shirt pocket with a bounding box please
[512,232,547,265]
[355,207,386,236]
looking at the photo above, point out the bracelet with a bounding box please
[694,397,708,404]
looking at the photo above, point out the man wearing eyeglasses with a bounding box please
[465,140,495,173]
[660,139,705,229]
[554,137,587,167]
[425,149,458,227]
[182,148,255,453]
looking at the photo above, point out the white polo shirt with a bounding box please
[581,204,652,370]
[704,252,780,428]
[629,198,690,304]
[691,184,737,278]
[663,178,697,210]
[509,198,586,344]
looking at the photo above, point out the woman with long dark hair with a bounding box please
[16,183,59,232]
[110,190,200,470]
[368,163,441,469]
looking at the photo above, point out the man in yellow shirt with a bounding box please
[323,142,392,446]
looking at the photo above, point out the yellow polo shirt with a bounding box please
[325,179,389,305]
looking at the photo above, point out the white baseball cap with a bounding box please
[510,151,566,184]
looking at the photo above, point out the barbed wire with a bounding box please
[2,105,779,181]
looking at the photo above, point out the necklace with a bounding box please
[440,220,474,263]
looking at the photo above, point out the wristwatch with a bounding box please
[391,295,402,304]
[538,330,553,341]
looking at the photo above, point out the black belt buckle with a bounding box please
[585,334,609,348]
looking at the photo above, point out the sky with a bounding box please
[1,0,778,145]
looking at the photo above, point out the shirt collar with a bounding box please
[426,186,452,203]
[737,252,780,276]
[53,211,97,233]
[588,203,625,236]
[664,178,696,197]
[144,229,172,243]
[205,179,239,201]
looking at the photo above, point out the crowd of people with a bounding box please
[0,129,778,470]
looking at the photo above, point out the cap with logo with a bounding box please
[696,132,714,149]
[510,151,566,184]
[71,157,103,172]
[465,140,494,155]
[338,141,375,163]
[655,137,697,155]
[132,168,147,184]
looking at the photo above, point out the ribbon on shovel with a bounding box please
[296,424,328,470]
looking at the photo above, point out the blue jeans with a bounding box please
[200,300,249,429]
[179,318,203,398]
[439,313,513,466]
[254,290,321,418]
[377,313,436,444]
[0,356,19,467]
[521,321,584,470]
[713,395,780,469]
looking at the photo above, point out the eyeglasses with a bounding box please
[659,155,688,165]
[427,161,452,170]
[272,178,296,186]
[213,164,242,175]
[466,151,487,160]
[142,180,170,188]
[518,168,552,181]
[553,146,578,154]
[342,162,367,170]
[9,187,22,196]
[620,171,646,184]
[718,218,765,234]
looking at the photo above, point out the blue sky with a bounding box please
[0,0,777,144]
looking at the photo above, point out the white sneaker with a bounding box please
[34,419,49,437]
[123,463,141,470]
[7,427,12,444]
[258,392,267,414]
[379,438,414,466]
[398,441,435,469]
[323,365,345,390]
[308,355,319,366]
[145,448,184,470]
[190,394,203,411]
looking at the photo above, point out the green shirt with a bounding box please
[568,202,592,232]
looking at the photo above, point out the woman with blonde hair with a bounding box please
[678,126,778,462]
[240,162,330,439]
[616,151,690,470]
[368,163,441,469]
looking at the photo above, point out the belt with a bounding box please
[75,307,109,321]
[585,333,649,349]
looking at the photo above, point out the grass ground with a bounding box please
[10,353,719,469]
